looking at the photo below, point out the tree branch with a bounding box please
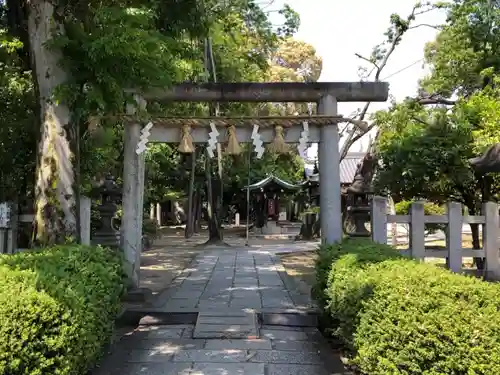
[341,3,427,162]
[409,23,443,30]
[345,123,377,151]
[410,116,431,126]
[418,97,456,105]
[412,3,440,17]
[354,53,380,71]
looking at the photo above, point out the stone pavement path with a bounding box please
[94,324,348,375]
[94,247,349,375]
[149,247,317,313]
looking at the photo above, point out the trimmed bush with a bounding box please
[313,237,401,307]
[0,245,125,375]
[317,239,500,374]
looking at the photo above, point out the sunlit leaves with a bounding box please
[0,31,36,201]
[375,73,500,207]
[55,6,202,114]
[421,0,500,96]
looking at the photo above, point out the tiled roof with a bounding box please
[340,153,364,184]
[304,152,365,184]
[244,175,304,191]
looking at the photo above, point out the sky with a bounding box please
[267,0,447,154]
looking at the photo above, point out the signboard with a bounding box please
[279,211,287,221]
[0,203,11,228]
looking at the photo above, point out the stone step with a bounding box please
[117,309,320,329]
[193,311,260,339]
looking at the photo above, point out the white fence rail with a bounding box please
[0,197,91,254]
[371,196,500,279]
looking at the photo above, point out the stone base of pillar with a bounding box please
[122,287,153,304]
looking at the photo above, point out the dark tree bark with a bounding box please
[194,190,201,233]
[185,150,196,238]
[205,152,223,243]
[465,197,485,270]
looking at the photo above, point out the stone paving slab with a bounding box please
[111,362,194,375]
[268,364,332,375]
[260,328,310,341]
[204,339,272,350]
[191,362,265,375]
[120,337,205,350]
[193,311,259,339]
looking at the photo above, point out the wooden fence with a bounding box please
[0,197,92,254]
[371,196,500,279]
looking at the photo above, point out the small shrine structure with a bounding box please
[245,175,303,236]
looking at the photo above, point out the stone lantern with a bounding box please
[344,155,375,237]
[91,174,122,248]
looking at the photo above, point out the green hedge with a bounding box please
[313,237,401,308]
[395,199,446,234]
[316,238,500,375]
[0,245,125,375]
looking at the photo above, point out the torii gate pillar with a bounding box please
[318,95,342,244]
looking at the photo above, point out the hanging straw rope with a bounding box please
[226,125,241,155]
[269,125,288,154]
[178,124,195,153]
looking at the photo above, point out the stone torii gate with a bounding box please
[121,82,388,288]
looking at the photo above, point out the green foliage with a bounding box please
[375,104,473,204]
[313,238,401,310]
[143,217,160,239]
[316,239,500,375]
[0,245,125,375]
[0,32,37,201]
[422,0,500,96]
[300,206,320,218]
[394,199,446,234]
[374,81,500,212]
[374,2,500,256]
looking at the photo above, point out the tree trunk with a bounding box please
[28,0,76,245]
[185,150,196,238]
[194,191,201,233]
[465,198,484,270]
[205,152,223,243]
[470,223,484,269]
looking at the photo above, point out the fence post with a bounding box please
[156,203,162,227]
[387,196,398,246]
[7,202,18,253]
[483,201,500,280]
[410,201,425,260]
[371,196,388,244]
[0,202,12,253]
[0,230,5,253]
[447,202,463,273]
[80,196,91,246]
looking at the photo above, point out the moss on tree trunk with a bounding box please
[28,0,76,245]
